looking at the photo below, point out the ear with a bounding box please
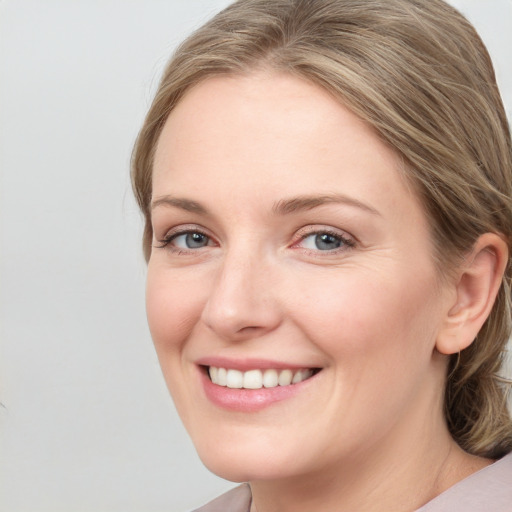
[436,233,509,355]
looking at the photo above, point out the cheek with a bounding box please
[290,266,441,366]
[290,269,444,439]
[145,264,206,357]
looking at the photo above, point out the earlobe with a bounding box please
[436,233,508,355]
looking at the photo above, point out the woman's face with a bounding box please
[147,72,453,481]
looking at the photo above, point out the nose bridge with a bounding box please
[201,239,280,340]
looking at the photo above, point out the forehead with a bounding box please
[152,72,418,223]
[155,72,387,158]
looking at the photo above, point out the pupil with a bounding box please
[186,233,207,248]
[315,233,341,250]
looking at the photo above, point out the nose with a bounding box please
[200,246,282,341]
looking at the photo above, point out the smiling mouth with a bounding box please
[206,366,320,390]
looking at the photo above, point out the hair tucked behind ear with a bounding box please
[131,0,512,457]
[445,291,512,458]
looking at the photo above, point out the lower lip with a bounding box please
[200,369,317,412]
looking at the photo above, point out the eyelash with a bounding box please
[154,227,214,253]
[154,226,356,254]
[293,228,356,254]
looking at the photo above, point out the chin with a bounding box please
[200,453,293,483]
[200,455,255,483]
[192,430,308,483]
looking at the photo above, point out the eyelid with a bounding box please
[153,224,216,249]
[291,225,356,252]
[152,223,356,254]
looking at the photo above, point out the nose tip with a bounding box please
[200,255,281,341]
[202,302,276,341]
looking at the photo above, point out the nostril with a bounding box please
[237,325,263,333]
[200,264,282,341]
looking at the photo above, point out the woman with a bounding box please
[131,0,512,510]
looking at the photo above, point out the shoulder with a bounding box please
[192,484,252,512]
[416,451,512,512]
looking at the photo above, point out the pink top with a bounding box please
[194,451,512,511]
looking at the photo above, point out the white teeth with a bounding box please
[278,369,293,386]
[263,369,278,388]
[226,369,243,388]
[217,367,227,386]
[292,369,313,384]
[243,369,263,389]
[209,366,218,384]
[207,366,315,389]
[292,369,303,384]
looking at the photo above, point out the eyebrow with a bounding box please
[151,195,209,215]
[272,194,381,216]
[151,193,380,217]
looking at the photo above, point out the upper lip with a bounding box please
[195,356,322,372]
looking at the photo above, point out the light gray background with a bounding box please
[1,1,511,511]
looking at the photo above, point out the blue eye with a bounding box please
[171,232,210,249]
[299,231,353,251]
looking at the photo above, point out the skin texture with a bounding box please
[147,72,503,511]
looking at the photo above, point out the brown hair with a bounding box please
[131,0,512,458]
